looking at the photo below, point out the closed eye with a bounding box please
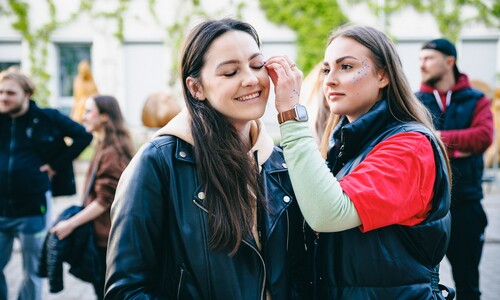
[252,64,265,70]
[223,71,237,77]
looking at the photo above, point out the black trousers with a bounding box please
[93,246,107,300]
[446,201,488,300]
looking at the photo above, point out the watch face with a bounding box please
[295,105,309,121]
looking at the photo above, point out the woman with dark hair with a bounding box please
[105,18,307,299]
[267,25,453,299]
[50,95,133,299]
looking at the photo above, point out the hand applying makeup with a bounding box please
[265,56,303,113]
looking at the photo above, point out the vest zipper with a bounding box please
[312,231,320,300]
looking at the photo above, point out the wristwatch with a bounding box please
[277,104,309,124]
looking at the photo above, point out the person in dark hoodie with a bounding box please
[105,18,307,299]
[0,68,92,300]
[416,38,494,300]
[268,25,453,299]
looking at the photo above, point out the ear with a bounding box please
[186,77,206,101]
[377,70,389,89]
[446,56,456,69]
[99,113,109,123]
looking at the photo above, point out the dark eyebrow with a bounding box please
[324,55,358,67]
[335,55,358,64]
[216,53,263,70]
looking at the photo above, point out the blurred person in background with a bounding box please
[0,68,92,300]
[416,38,494,300]
[50,95,134,299]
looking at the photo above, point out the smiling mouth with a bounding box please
[236,92,260,101]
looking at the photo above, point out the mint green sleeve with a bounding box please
[280,121,361,232]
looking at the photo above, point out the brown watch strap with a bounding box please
[278,108,297,124]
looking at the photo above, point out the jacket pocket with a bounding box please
[176,263,202,300]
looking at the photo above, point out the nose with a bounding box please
[419,58,426,70]
[324,70,338,88]
[241,68,259,87]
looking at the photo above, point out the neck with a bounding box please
[94,129,106,142]
[235,121,253,151]
[433,71,456,92]
[10,99,30,119]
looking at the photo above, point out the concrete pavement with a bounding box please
[4,161,500,299]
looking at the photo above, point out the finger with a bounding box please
[273,55,299,73]
[266,65,279,85]
[266,62,289,83]
[266,57,295,75]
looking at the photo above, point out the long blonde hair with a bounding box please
[319,25,451,178]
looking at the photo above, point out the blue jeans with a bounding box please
[0,192,52,300]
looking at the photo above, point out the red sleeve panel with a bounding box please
[340,132,436,233]
[440,97,494,155]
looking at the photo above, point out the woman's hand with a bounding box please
[265,56,303,113]
[50,219,76,240]
[40,164,56,179]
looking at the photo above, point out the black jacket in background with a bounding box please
[39,205,102,293]
[0,100,92,217]
[416,88,486,203]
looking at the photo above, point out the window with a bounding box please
[0,62,20,72]
[58,44,92,97]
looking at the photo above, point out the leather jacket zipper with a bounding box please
[177,268,185,299]
[285,210,289,251]
[193,200,267,300]
[242,239,267,300]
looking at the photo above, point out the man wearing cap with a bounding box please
[416,38,494,300]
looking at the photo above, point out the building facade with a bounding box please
[0,0,498,138]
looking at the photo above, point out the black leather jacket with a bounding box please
[105,135,308,299]
[39,205,102,293]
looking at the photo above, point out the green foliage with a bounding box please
[259,0,348,74]
[0,0,129,106]
[345,0,500,43]
[163,0,246,87]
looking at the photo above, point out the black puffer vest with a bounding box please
[416,89,484,202]
[312,100,451,299]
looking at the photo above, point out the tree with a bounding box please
[259,0,348,74]
[345,0,500,42]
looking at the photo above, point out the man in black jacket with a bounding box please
[0,68,92,300]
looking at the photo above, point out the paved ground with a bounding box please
[4,161,500,299]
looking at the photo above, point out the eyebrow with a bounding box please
[323,55,358,66]
[216,53,263,69]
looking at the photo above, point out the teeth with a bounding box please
[236,92,259,101]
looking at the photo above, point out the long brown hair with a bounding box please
[180,18,266,255]
[92,95,134,160]
[319,25,451,179]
